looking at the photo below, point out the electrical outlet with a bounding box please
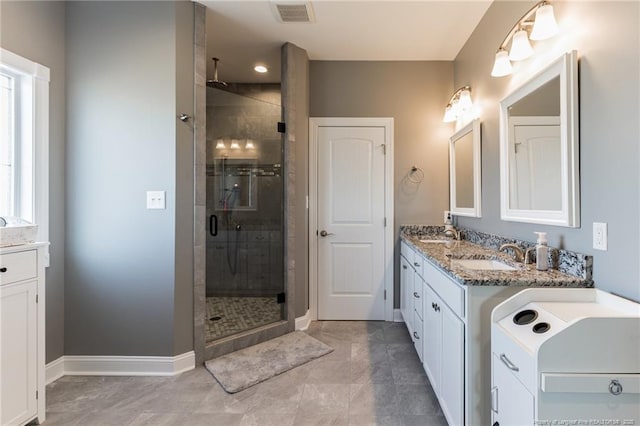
[147,191,166,210]
[593,222,607,251]
[444,210,452,223]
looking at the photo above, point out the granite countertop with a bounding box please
[401,232,593,288]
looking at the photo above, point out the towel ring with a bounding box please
[407,166,424,184]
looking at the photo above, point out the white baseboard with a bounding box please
[45,356,65,385]
[295,310,312,330]
[45,351,195,383]
[393,308,403,322]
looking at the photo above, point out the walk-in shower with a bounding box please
[205,82,284,343]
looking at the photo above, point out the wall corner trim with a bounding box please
[45,352,195,384]
[393,309,404,323]
[45,356,66,385]
[295,310,312,331]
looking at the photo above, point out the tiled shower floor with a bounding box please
[205,296,282,343]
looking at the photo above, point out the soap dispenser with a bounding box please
[534,232,549,271]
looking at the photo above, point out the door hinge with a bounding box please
[277,122,286,133]
[36,294,38,303]
[36,390,38,399]
[277,292,286,304]
[384,217,387,227]
[384,289,387,300]
[381,144,386,155]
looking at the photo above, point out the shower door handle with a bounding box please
[209,215,218,237]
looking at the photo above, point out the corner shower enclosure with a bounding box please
[205,84,284,343]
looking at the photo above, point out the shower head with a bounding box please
[207,57,228,88]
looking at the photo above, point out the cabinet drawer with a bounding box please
[492,325,536,393]
[413,311,424,363]
[423,260,465,318]
[0,250,37,286]
[400,241,414,266]
[413,275,424,320]
[412,253,425,278]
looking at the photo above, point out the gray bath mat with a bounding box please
[205,331,333,393]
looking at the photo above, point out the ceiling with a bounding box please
[201,1,493,83]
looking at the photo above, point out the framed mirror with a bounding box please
[449,119,481,217]
[499,50,579,227]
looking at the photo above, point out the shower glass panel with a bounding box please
[205,84,283,344]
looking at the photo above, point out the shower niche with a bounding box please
[205,83,284,343]
[213,157,259,212]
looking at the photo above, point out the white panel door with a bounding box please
[510,120,561,210]
[317,126,386,320]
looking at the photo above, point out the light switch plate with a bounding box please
[593,222,607,251]
[146,191,166,210]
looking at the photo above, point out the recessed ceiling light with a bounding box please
[254,65,268,73]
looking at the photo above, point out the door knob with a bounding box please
[319,230,334,237]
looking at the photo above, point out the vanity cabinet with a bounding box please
[400,241,425,361]
[422,263,465,426]
[400,240,522,426]
[0,243,47,426]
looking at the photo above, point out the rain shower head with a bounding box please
[207,57,228,88]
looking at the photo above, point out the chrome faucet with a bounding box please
[443,228,461,240]
[499,243,525,263]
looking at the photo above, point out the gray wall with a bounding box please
[309,61,454,307]
[65,1,194,356]
[173,1,195,356]
[282,43,310,318]
[454,1,640,302]
[0,1,67,363]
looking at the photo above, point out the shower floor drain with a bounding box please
[209,316,223,322]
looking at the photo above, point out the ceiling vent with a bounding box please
[271,1,315,23]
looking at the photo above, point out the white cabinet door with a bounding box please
[491,353,534,426]
[400,256,414,335]
[440,304,465,426]
[422,284,441,393]
[1,280,38,426]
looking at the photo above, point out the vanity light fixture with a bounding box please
[443,86,474,123]
[245,139,255,149]
[491,1,559,77]
[230,139,241,150]
[215,139,225,149]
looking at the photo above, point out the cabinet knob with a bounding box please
[0,267,6,273]
[413,292,420,298]
[402,265,407,270]
[431,302,436,309]
[414,262,420,267]
[413,331,420,340]
[609,379,623,395]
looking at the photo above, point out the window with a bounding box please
[0,48,50,255]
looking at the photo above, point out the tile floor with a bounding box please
[206,296,282,342]
[44,321,447,426]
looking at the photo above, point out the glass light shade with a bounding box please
[457,89,473,111]
[491,50,513,77]
[443,105,456,123]
[245,139,255,149]
[509,29,534,61]
[530,3,559,40]
[215,139,225,149]
[254,65,268,73]
[230,139,240,149]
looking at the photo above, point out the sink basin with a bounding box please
[419,239,447,244]
[452,259,517,271]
